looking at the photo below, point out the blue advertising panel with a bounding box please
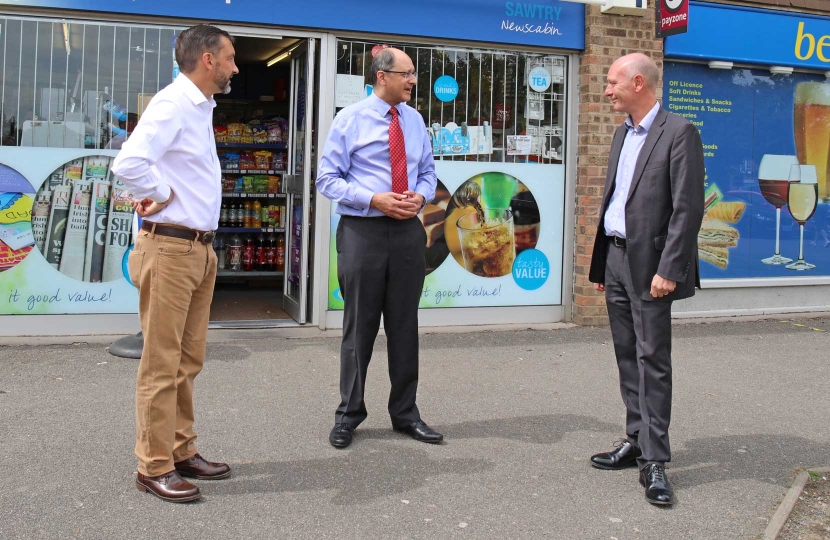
[0,0,585,50]
[665,61,830,279]
[666,2,830,71]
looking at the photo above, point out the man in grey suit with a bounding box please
[588,53,704,506]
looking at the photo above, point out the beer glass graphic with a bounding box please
[786,164,819,271]
[794,81,830,202]
[457,209,515,278]
[758,154,799,264]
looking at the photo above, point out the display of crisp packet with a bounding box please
[704,183,723,213]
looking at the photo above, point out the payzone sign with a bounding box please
[659,0,689,37]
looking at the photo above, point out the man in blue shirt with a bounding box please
[316,48,441,449]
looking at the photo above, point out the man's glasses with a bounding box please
[383,70,418,79]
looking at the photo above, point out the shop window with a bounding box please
[0,16,181,149]
[335,39,567,165]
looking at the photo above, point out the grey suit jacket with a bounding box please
[589,106,705,302]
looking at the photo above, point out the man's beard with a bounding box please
[216,73,232,95]
[221,83,232,95]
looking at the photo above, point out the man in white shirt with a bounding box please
[111,24,238,504]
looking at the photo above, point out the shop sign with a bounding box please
[328,161,565,309]
[658,0,689,37]
[528,66,552,92]
[4,0,585,50]
[0,147,138,315]
[666,2,830,71]
[434,76,459,103]
[664,61,830,279]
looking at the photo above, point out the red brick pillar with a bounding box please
[572,4,663,325]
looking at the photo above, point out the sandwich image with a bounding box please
[706,201,746,223]
[698,217,739,248]
[698,244,728,270]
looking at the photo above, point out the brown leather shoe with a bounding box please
[174,453,232,480]
[135,471,201,503]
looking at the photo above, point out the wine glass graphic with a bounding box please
[785,164,819,271]
[758,154,799,264]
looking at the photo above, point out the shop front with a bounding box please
[664,1,830,317]
[0,1,585,335]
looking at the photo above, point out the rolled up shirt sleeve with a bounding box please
[111,99,182,203]
[414,130,437,206]
[316,114,375,215]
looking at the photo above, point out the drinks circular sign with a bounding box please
[528,66,551,93]
[434,75,459,103]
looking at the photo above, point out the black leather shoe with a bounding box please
[590,440,642,470]
[394,420,443,444]
[329,423,355,448]
[639,463,674,506]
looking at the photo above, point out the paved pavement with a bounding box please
[0,317,828,539]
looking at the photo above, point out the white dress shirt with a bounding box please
[111,73,221,231]
[604,101,661,238]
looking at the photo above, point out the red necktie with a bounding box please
[388,107,408,194]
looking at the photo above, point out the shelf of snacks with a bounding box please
[221,169,286,175]
[217,227,286,234]
[222,192,286,199]
[216,270,284,278]
[216,143,287,150]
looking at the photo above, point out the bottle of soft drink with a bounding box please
[243,201,253,228]
[242,236,255,271]
[265,233,277,271]
[219,202,226,227]
[276,235,285,272]
[216,235,226,270]
[252,199,262,228]
[228,203,237,228]
[255,233,266,270]
[228,234,243,271]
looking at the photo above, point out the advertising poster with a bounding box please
[664,62,830,279]
[0,147,137,314]
[327,162,565,309]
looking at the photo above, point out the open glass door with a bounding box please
[283,39,315,323]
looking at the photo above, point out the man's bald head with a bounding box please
[612,53,660,92]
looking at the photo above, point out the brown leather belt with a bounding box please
[142,221,215,244]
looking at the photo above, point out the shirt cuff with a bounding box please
[414,185,432,208]
[352,186,375,215]
[150,183,172,204]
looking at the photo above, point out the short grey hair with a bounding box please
[175,24,234,74]
[370,49,396,85]
[624,53,660,92]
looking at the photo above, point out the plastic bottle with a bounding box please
[243,200,253,228]
[228,203,238,228]
[220,202,229,228]
[255,233,266,270]
[276,235,285,272]
[228,234,243,271]
[216,235,226,270]
[265,233,277,270]
[242,236,255,271]
[252,199,262,228]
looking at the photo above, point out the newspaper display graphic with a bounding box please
[34,155,134,282]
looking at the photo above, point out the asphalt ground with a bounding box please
[0,317,828,539]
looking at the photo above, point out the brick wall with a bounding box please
[572,4,663,326]
[726,0,830,12]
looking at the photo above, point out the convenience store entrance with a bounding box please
[208,33,316,327]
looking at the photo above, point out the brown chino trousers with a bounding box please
[128,228,217,477]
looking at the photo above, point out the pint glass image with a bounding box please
[794,81,830,202]
[457,209,515,278]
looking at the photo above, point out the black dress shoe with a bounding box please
[639,463,674,506]
[394,420,443,444]
[174,453,232,480]
[590,440,642,470]
[329,423,355,448]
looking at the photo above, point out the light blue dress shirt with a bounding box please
[604,101,661,238]
[316,93,437,217]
